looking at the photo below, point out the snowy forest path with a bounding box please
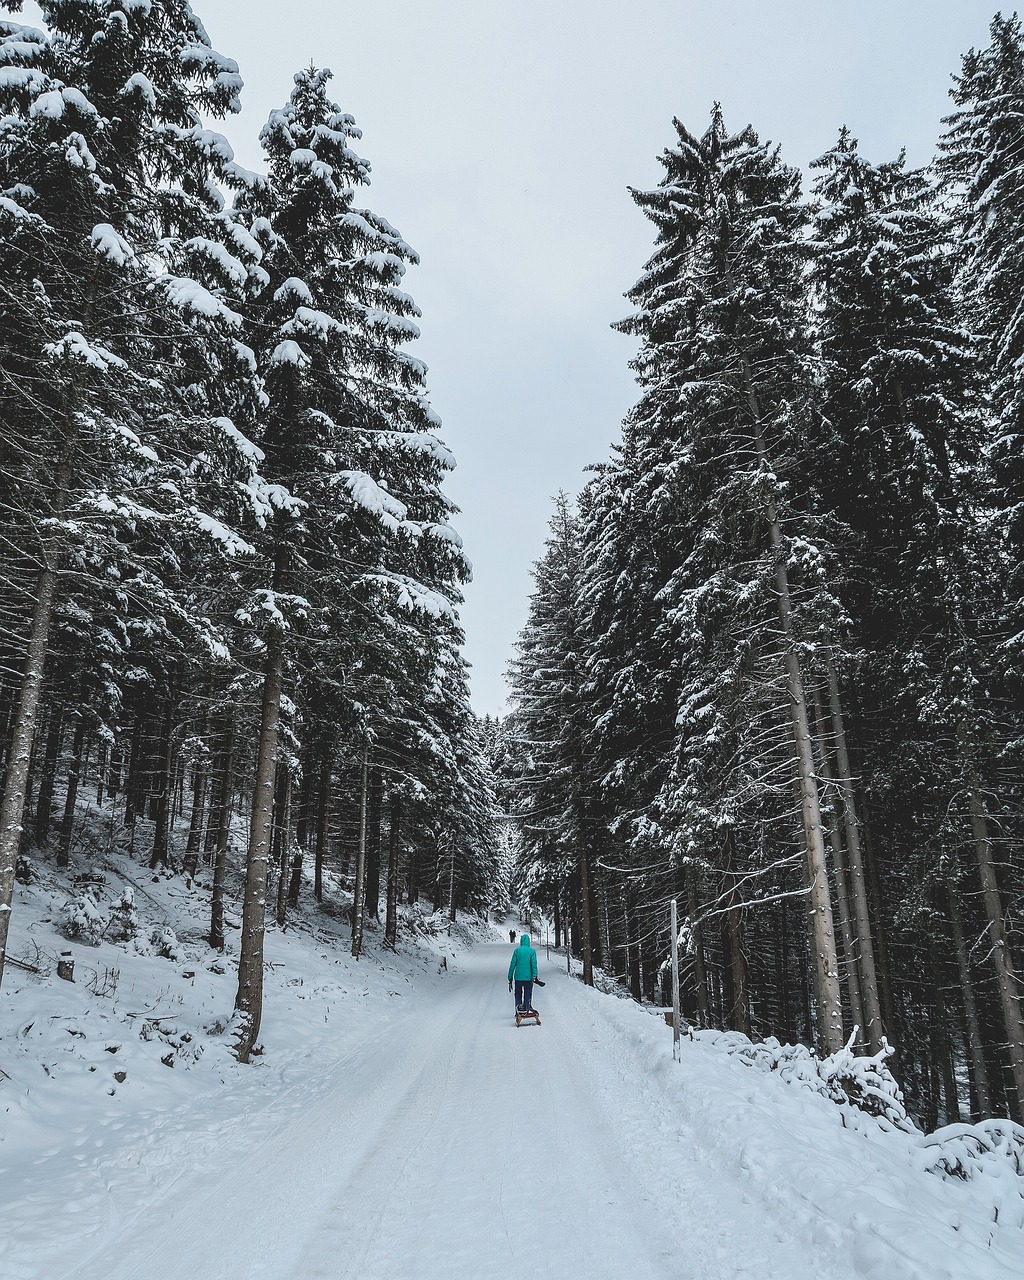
[29,933,849,1280]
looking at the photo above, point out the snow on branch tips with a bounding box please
[333,470,408,530]
[91,223,136,266]
[362,572,457,621]
[156,276,241,327]
[44,330,127,373]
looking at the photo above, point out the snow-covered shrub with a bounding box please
[917,1120,1024,1225]
[699,1028,912,1130]
[60,886,106,944]
[104,886,139,942]
[148,926,182,961]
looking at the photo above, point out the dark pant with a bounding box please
[515,979,534,1012]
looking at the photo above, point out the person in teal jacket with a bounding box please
[508,933,539,1013]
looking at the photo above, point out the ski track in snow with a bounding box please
[3,937,855,1280]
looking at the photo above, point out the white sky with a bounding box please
[30,1,1004,715]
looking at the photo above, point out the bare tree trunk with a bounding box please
[406,835,418,905]
[234,632,285,1061]
[776,901,792,1039]
[0,563,63,988]
[969,780,1024,1119]
[209,711,235,952]
[687,868,710,1028]
[578,829,595,986]
[774,587,843,1051]
[447,837,456,934]
[56,717,86,868]
[825,662,884,1051]
[365,766,383,921]
[351,753,368,958]
[33,704,63,847]
[274,764,291,927]
[183,699,210,879]
[123,714,144,831]
[314,749,330,904]
[149,674,177,870]
[384,796,401,950]
[813,686,865,1043]
[624,885,642,1002]
[742,363,842,1053]
[723,830,751,1036]
[929,939,962,1126]
[946,877,991,1118]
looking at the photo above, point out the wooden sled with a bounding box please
[515,1009,541,1027]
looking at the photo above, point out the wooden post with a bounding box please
[671,898,681,1061]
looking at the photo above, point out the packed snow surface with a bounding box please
[2,897,1023,1279]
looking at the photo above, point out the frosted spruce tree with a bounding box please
[507,492,599,986]
[0,0,266,989]
[610,109,846,1051]
[229,67,470,1057]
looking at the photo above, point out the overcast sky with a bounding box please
[62,2,1014,713]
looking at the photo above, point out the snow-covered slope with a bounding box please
[2,866,1022,1279]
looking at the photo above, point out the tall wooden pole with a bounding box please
[671,898,682,1061]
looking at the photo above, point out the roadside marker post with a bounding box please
[670,898,681,1062]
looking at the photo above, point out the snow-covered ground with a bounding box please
[2,862,1023,1279]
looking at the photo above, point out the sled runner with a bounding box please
[515,1008,541,1027]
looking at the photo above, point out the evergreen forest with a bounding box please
[504,13,1024,1129]
[4,0,1024,1140]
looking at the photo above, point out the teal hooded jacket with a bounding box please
[508,935,538,981]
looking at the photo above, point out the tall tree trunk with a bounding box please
[149,674,177,870]
[687,868,711,1028]
[351,753,368,958]
[859,815,897,1042]
[742,365,842,1052]
[209,710,235,952]
[234,632,285,1061]
[314,749,330,905]
[384,796,401,950]
[183,698,210,879]
[577,828,595,986]
[274,764,291,927]
[813,686,865,1043]
[969,779,1024,1120]
[825,662,884,1051]
[123,714,144,831]
[406,835,418,905]
[33,704,63,848]
[624,885,642,1001]
[56,717,86,869]
[365,766,383,921]
[0,562,60,992]
[929,939,962,1126]
[776,901,792,1040]
[553,895,562,951]
[946,877,992,1118]
[723,830,751,1036]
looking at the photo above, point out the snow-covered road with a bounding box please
[22,936,844,1280]
[8,924,1020,1280]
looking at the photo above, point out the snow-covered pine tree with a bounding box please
[611,108,846,1051]
[507,492,600,986]
[229,66,470,1056]
[0,0,266,988]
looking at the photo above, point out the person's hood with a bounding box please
[521,935,530,948]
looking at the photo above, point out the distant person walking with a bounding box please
[509,928,517,945]
[508,932,539,1013]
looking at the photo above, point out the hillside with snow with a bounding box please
[2,861,1023,1280]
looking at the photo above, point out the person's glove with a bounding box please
[508,981,513,992]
